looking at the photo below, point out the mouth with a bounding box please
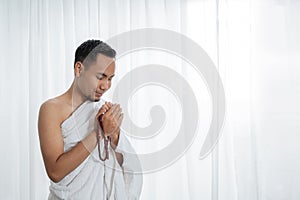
[95,92,102,97]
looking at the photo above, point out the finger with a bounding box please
[97,104,109,115]
[113,111,123,123]
[117,112,123,121]
[113,107,122,119]
[96,110,103,119]
[111,104,121,117]
[118,112,124,119]
[116,113,124,126]
[98,102,112,119]
[96,104,111,121]
[105,101,113,109]
[102,104,109,112]
[106,101,113,108]
[106,104,118,116]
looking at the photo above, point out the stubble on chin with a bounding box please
[85,94,100,102]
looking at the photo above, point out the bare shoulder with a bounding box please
[38,97,70,128]
[40,99,63,119]
[40,98,61,111]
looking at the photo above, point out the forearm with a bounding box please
[110,129,124,166]
[48,130,98,182]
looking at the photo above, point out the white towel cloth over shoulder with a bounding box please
[48,100,143,200]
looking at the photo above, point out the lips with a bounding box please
[95,92,102,97]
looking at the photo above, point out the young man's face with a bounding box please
[77,53,115,102]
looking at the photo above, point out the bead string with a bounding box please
[97,113,110,161]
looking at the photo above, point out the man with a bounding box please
[38,40,143,199]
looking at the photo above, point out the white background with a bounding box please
[0,0,300,199]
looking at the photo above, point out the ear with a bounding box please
[74,62,84,77]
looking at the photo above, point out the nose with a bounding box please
[100,79,109,90]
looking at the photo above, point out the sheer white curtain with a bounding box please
[1,0,300,199]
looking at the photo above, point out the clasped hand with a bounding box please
[94,102,124,146]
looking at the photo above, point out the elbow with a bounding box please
[47,170,64,183]
[50,175,62,183]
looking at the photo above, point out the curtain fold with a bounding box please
[1,0,299,199]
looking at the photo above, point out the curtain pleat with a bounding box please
[1,0,300,199]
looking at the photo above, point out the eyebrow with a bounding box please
[97,72,115,78]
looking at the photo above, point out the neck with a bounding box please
[65,81,88,110]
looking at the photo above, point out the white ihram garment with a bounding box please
[48,100,143,200]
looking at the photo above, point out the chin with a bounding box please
[86,96,100,102]
[92,97,101,102]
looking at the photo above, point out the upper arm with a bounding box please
[38,101,64,175]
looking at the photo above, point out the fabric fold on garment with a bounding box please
[48,100,143,200]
